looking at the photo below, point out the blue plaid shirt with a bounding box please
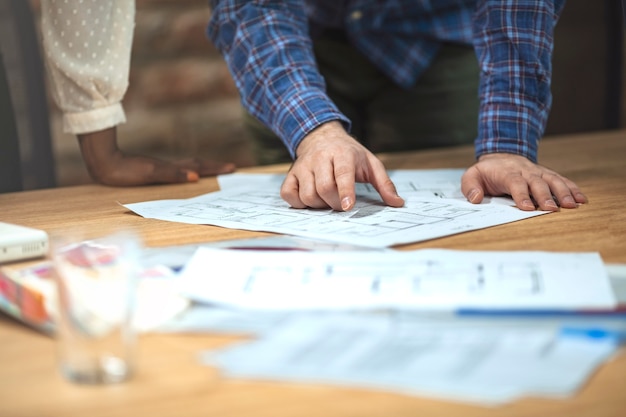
[208,0,565,162]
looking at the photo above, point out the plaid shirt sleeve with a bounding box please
[473,0,566,162]
[207,0,349,158]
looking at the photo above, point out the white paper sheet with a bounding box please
[124,170,547,248]
[201,314,618,405]
[175,248,616,311]
[157,264,626,336]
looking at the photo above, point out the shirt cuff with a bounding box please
[275,90,351,157]
[474,101,543,162]
[62,103,126,135]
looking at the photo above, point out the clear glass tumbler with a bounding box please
[51,232,140,384]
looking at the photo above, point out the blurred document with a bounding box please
[124,169,546,248]
[202,315,618,405]
[176,248,616,311]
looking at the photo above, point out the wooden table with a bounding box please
[1,130,625,417]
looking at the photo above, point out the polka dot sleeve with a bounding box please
[40,0,135,134]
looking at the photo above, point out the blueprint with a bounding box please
[123,170,547,248]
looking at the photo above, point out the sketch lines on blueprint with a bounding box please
[242,259,543,299]
[170,191,481,235]
[123,170,548,247]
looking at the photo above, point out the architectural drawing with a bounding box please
[124,170,547,247]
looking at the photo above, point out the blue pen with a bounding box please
[456,308,626,318]
[559,327,626,344]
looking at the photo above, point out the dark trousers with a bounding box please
[245,31,480,165]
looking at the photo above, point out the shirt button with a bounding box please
[350,10,363,21]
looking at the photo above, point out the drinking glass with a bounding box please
[51,232,141,384]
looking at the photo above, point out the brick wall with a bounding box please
[32,0,254,186]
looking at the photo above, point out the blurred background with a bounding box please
[31,0,257,187]
[2,0,625,190]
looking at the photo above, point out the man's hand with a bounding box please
[280,121,404,211]
[461,153,587,211]
[78,127,236,186]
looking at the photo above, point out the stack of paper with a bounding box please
[152,245,625,405]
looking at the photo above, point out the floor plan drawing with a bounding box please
[240,258,544,299]
[124,184,546,248]
[175,248,615,311]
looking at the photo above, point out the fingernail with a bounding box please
[186,171,199,182]
[576,192,588,203]
[467,189,480,203]
[562,196,575,206]
[545,199,558,210]
[341,196,352,211]
[522,199,535,209]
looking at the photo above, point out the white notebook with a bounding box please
[0,222,49,263]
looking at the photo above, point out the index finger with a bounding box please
[333,158,357,211]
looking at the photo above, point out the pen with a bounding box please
[455,307,626,317]
[559,326,626,344]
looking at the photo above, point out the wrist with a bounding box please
[77,127,122,181]
[296,121,346,157]
[478,152,522,161]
